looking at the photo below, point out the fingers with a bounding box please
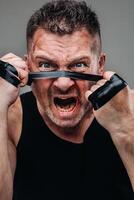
[0,53,28,86]
[85,71,127,110]
[103,71,115,80]
[1,53,28,70]
[17,68,29,86]
[85,78,107,101]
[85,71,116,101]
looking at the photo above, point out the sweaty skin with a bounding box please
[0,29,134,200]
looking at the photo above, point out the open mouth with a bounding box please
[54,97,77,112]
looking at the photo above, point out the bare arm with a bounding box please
[0,96,23,200]
[86,71,134,191]
[0,107,15,200]
[0,97,22,200]
[0,53,28,199]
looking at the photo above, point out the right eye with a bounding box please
[39,62,52,68]
[38,62,56,72]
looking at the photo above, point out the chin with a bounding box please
[45,102,92,128]
[47,110,88,129]
[52,119,80,129]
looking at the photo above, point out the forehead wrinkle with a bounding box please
[32,41,90,63]
[29,28,97,65]
[32,36,73,58]
[32,45,94,67]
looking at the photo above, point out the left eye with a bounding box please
[74,63,86,68]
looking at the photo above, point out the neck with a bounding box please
[38,107,94,144]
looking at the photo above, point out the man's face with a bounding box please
[27,28,104,128]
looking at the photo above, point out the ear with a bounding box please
[98,53,106,75]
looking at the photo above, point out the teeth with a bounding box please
[57,105,70,111]
[57,103,74,111]
[60,104,70,109]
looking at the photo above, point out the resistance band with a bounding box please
[88,73,127,110]
[0,60,127,110]
[28,71,103,85]
[0,60,20,87]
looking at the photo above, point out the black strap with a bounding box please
[28,71,103,85]
[0,60,20,87]
[0,61,128,111]
[0,60,18,76]
[88,74,127,110]
[0,60,102,87]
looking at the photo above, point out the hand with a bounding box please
[0,53,28,107]
[86,71,134,138]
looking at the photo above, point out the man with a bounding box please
[0,0,134,199]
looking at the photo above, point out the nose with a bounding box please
[53,77,75,92]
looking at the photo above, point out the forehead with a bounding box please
[29,28,97,60]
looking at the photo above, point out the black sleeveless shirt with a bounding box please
[13,92,133,200]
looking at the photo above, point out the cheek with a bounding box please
[79,81,93,91]
[79,81,95,100]
[34,79,52,89]
[32,80,52,102]
[77,81,89,98]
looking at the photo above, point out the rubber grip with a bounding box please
[28,71,103,85]
[88,74,127,110]
[0,60,20,87]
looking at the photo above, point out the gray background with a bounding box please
[0,0,134,91]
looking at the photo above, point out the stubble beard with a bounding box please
[44,100,92,129]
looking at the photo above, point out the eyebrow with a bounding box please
[35,55,91,66]
[35,55,57,63]
[69,56,91,64]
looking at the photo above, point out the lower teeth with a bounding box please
[59,105,70,110]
